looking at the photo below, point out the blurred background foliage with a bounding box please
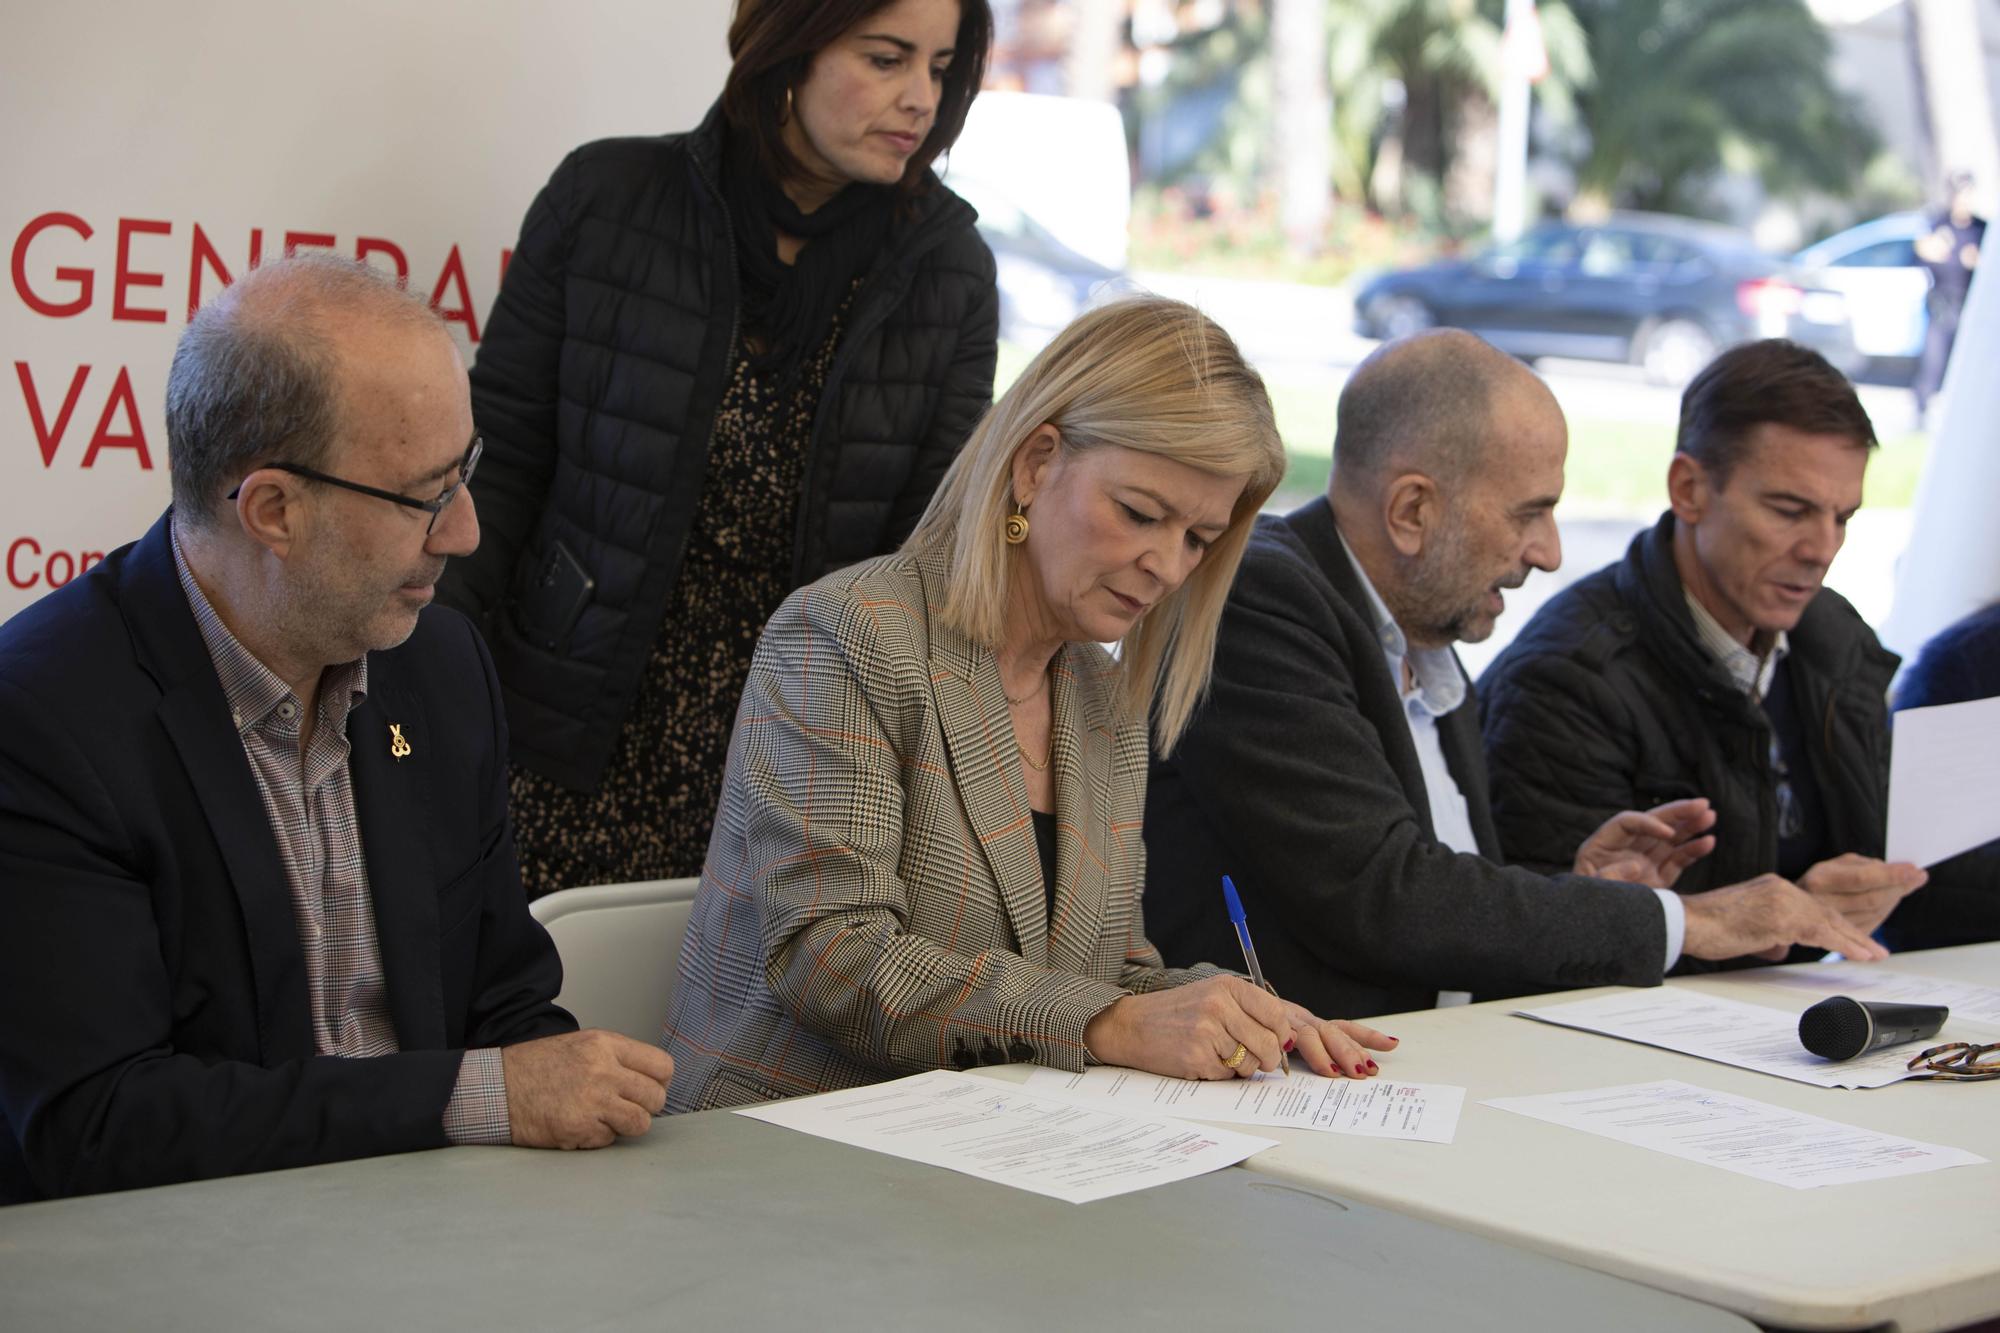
[1108,0,1911,281]
[1566,0,1875,213]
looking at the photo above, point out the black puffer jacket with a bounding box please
[1479,513,1899,893]
[439,105,998,791]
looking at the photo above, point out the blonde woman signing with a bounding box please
[664,297,1399,1110]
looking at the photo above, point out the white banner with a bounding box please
[1883,258,2000,661]
[1,1,732,618]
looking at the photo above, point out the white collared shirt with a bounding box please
[1684,590,1789,700]
[1340,538,1684,1001]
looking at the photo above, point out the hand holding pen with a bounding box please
[1222,874,1399,1079]
[1078,874,1398,1080]
[1081,973,1393,1081]
[1222,875,1288,1076]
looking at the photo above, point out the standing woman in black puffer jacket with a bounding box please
[440,0,998,897]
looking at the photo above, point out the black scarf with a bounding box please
[722,135,895,391]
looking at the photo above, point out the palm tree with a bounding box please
[1273,0,1334,249]
[1909,0,2000,207]
[1066,0,1125,103]
[1567,0,1874,212]
[1324,0,1590,223]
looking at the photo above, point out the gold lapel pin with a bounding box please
[389,723,412,761]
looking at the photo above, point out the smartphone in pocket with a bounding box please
[515,539,595,650]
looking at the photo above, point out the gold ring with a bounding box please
[1223,1042,1248,1069]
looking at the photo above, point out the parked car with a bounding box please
[957,177,1134,347]
[947,91,1135,349]
[1794,211,1929,382]
[1352,213,1857,384]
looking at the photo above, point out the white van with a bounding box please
[945,92,1135,346]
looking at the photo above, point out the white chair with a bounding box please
[528,877,701,1043]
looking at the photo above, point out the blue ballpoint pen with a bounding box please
[1221,875,1288,1076]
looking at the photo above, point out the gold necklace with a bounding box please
[1004,676,1048,706]
[1007,663,1050,769]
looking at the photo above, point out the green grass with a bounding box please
[997,340,1929,515]
[1865,431,1929,509]
[995,339,1036,397]
[1271,420,1929,514]
[1264,372,1928,514]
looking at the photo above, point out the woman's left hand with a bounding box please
[1277,1005,1399,1079]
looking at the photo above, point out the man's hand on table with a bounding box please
[1682,873,1892,963]
[503,1029,674,1149]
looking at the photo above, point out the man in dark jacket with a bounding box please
[1481,340,1927,962]
[0,257,672,1202]
[1145,331,1884,1021]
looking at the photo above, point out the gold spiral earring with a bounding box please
[1004,502,1030,545]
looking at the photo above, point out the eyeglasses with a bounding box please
[229,435,482,534]
[1905,1041,2000,1081]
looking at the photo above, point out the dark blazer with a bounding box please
[436,103,999,792]
[1145,499,1665,1020]
[0,515,574,1203]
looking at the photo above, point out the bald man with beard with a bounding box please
[1142,331,1884,1021]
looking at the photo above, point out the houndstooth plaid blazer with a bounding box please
[662,546,1217,1112]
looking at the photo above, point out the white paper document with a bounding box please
[1887,695,2000,866]
[1020,1064,1463,1143]
[1517,988,1927,1088]
[1743,963,2000,1031]
[1484,1080,1986,1189]
[734,1070,1276,1204]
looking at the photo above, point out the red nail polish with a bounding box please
[1365,1060,1378,1072]
[1282,1038,1295,1052]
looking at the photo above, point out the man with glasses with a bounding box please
[0,255,673,1202]
[1481,340,1930,966]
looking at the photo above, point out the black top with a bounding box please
[504,286,858,895]
[436,101,999,792]
[1031,808,1057,917]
